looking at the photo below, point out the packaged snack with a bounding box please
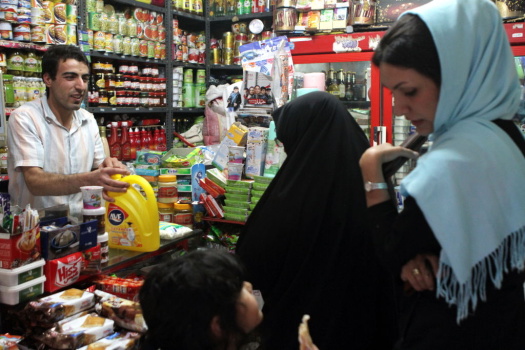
[94,290,147,333]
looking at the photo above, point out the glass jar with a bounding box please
[157,175,178,203]
[131,75,140,90]
[98,89,108,106]
[115,74,124,90]
[3,74,15,107]
[108,89,117,106]
[158,202,174,223]
[95,73,105,90]
[140,91,149,107]
[173,203,193,228]
[116,91,126,106]
[105,73,115,89]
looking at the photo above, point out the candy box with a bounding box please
[40,219,97,260]
[0,225,41,269]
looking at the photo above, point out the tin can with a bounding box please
[42,1,53,23]
[30,24,44,42]
[99,12,108,32]
[13,24,30,42]
[222,47,234,65]
[122,36,132,55]
[222,31,233,48]
[154,42,162,59]
[160,43,166,60]
[188,48,199,64]
[158,26,166,42]
[352,0,376,25]
[261,30,272,40]
[66,4,76,24]
[88,12,100,30]
[104,32,113,52]
[212,47,221,64]
[139,39,148,57]
[53,3,66,24]
[274,7,297,31]
[44,23,54,44]
[93,30,105,51]
[66,24,76,45]
[30,7,44,25]
[87,29,94,48]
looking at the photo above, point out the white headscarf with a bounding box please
[400,0,525,322]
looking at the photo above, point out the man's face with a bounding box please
[44,58,89,113]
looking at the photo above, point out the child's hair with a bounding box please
[139,250,247,350]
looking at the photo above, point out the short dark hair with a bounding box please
[139,250,247,350]
[372,14,441,87]
[42,45,89,81]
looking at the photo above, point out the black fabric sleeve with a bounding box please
[366,196,442,276]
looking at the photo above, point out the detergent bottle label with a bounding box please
[107,203,143,248]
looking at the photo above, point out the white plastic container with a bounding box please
[0,259,45,287]
[0,275,46,305]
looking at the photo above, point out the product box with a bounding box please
[0,225,41,269]
[161,147,204,168]
[160,167,192,175]
[40,220,98,260]
[319,8,334,32]
[212,123,249,171]
[332,7,348,30]
[375,0,431,24]
[44,252,83,292]
[135,150,165,165]
[244,127,269,179]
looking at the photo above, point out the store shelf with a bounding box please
[173,10,205,21]
[89,51,168,64]
[210,64,242,70]
[202,217,245,225]
[343,100,371,109]
[207,12,273,22]
[87,107,169,113]
[172,61,206,69]
[102,229,203,274]
[109,0,167,12]
[0,40,48,51]
[172,107,205,112]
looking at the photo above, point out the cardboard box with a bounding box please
[245,127,269,179]
[40,220,98,260]
[212,123,249,171]
[0,225,41,269]
[375,0,431,24]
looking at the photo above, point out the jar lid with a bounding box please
[97,232,108,242]
[174,203,191,210]
[159,174,176,182]
[158,202,173,208]
[82,207,106,216]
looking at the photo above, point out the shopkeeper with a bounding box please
[7,45,129,219]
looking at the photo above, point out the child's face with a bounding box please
[236,282,263,333]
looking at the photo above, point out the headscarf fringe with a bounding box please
[436,225,525,324]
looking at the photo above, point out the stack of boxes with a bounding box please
[223,180,251,222]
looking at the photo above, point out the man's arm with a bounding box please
[21,165,129,198]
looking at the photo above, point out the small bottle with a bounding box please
[337,69,346,100]
[344,71,355,101]
[157,127,167,152]
[99,125,110,158]
[97,232,109,266]
[157,175,178,204]
[120,121,131,161]
[0,143,7,174]
[326,70,339,98]
[109,121,121,160]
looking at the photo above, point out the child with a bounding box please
[139,250,263,350]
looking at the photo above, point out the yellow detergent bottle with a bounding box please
[105,174,160,252]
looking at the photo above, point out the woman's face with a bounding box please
[236,282,263,333]
[380,63,440,136]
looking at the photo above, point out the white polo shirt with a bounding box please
[7,96,105,219]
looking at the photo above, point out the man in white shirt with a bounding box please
[8,45,129,218]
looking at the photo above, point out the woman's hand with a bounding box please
[400,254,439,292]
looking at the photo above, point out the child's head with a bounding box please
[139,250,263,350]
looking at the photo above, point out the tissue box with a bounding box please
[40,220,98,260]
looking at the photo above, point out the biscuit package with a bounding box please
[23,289,96,326]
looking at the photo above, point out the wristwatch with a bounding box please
[364,181,388,192]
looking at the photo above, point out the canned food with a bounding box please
[104,32,113,52]
[274,7,297,31]
[66,24,76,45]
[139,39,148,57]
[212,47,222,64]
[88,12,100,31]
[222,31,233,48]
[53,3,66,24]
[30,7,44,25]
[45,23,54,44]
[66,4,77,24]
[13,24,30,41]
[222,47,234,65]
[93,30,105,51]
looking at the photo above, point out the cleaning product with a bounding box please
[105,174,160,252]
[263,121,285,177]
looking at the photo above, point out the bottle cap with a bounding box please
[97,232,108,242]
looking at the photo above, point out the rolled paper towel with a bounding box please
[296,88,319,97]
[303,72,326,91]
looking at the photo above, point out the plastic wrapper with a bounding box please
[77,331,141,350]
[23,289,96,326]
[34,313,114,350]
[0,334,23,350]
[94,291,147,333]
[158,222,192,240]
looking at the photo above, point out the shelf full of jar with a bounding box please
[90,50,168,64]
[101,0,168,13]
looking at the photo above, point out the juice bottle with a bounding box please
[105,174,160,252]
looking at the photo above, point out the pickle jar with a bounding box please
[158,202,174,223]
[157,175,178,203]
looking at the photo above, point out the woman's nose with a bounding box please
[393,97,409,117]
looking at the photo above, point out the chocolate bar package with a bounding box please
[375,0,431,24]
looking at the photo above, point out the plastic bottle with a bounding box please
[109,121,121,160]
[157,127,167,151]
[141,128,149,150]
[120,121,131,161]
[105,174,160,252]
[134,127,142,150]
[130,127,137,160]
[98,125,110,158]
[263,121,285,178]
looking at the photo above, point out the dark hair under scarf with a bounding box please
[235,91,396,349]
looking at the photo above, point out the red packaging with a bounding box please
[206,195,224,218]
[0,225,41,269]
[44,252,84,293]
[199,179,220,198]
[204,178,226,195]
[200,193,216,217]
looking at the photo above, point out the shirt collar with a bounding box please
[41,93,87,127]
